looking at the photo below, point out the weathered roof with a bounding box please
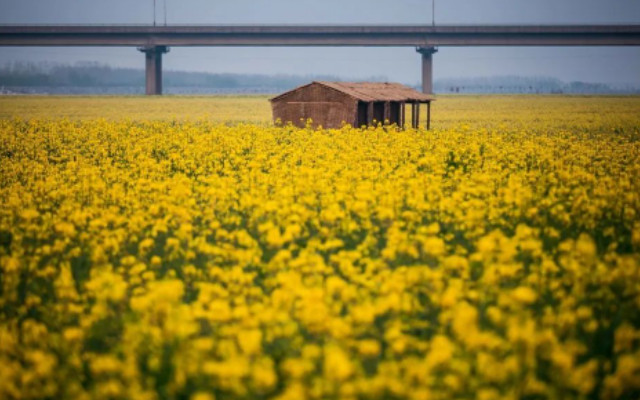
[270,81,435,102]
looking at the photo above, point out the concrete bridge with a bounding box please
[1,24,639,95]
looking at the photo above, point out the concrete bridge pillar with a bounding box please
[416,46,437,94]
[138,46,169,95]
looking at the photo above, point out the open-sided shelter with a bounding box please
[270,81,435,129]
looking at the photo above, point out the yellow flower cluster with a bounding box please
[1,101,639,399]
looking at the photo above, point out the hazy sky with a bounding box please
[1,0,639,84]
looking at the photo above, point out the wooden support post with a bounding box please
[411,103,417,129]
[427,102,431,130]
[367,102,374,126]
[416,103,421,129]
[400,102,406,129]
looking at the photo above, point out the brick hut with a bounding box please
[270,81,435,129]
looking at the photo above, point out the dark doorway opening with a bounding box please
[390,102,401,125]
[373,102,385,123]
[357,102,368,127]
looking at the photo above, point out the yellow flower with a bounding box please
[358,339,381,357]
[324,344,353,382]
[19,208,39,220]
[54,221,76,238]
[511,286,537,304]
[425,335,455,369]
[251,357,277,391]
[191,392,215,400]
[237,329,262,355]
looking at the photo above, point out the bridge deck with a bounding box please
[1,25,639,46]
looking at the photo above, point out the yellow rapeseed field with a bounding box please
[1,96,639,400]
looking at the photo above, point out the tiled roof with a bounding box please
[270,81,435,102]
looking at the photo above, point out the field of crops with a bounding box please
[1,96,640,400]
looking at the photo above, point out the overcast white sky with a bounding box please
[1,0,639,84]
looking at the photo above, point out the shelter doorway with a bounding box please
[373,102,385,124]
[357,102,368,127]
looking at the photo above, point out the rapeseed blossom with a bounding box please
[0,97,639,399]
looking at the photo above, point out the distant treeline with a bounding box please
[434,75,640,94]
[1,62,638,95]
[0,62,362,94]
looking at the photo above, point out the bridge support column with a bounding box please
[416,46,437,94]
[138,46,169,95]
